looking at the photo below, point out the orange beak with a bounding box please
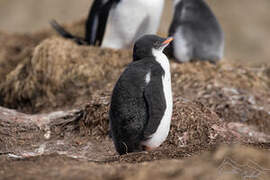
[162,37,174,45]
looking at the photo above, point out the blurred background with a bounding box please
[0,0,269,65]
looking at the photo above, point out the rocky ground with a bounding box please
[0,12,270,180]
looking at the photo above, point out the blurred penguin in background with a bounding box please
[168,0,224,63]
[51,0,165,49]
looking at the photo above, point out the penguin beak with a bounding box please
[162,37,174,45]
[159,37,173,50]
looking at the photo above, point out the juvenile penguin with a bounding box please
[109,35,173,155]
[50,0,165,49]
[168,0,224,63]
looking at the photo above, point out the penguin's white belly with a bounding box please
[142,49,173,148]
[173,27,192,62]
[102,0,164,49]
[173,26,224,62]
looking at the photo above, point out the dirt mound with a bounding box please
[82,97,222,160]
[0,96,220,156]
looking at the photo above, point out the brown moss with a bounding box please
[0,38,131,113]
[0,18,85,82]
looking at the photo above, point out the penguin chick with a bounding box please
[168,0,224,63]
[109,34,173,155]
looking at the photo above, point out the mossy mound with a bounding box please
[0,38,130,113]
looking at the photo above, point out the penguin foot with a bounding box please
[142,145,154,152]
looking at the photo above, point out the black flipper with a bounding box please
[85,0,105,45]
[143,66,167,139]
[50,19,87,45]
[85,0,120,45]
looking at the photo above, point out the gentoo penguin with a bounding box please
[168,0,224,63]
[109,35,173,155]
[50,0,165,49]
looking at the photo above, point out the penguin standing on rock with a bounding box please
[109,35,173,155]
[50,0,165,49]
[168,0,224,63]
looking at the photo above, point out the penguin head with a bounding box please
[181,0,208,20]
[133,34,173,61]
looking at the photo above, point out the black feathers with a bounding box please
[109,59,165,154]
[85,0,120,45]
[50,0,120,45]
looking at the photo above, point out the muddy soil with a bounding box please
[0,15,270,180]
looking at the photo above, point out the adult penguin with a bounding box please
[50,0,165,49]
[109,34,173,155]
[168,0,224,63]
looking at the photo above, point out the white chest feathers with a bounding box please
[102,0,165,49]
[142,49,173,148]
